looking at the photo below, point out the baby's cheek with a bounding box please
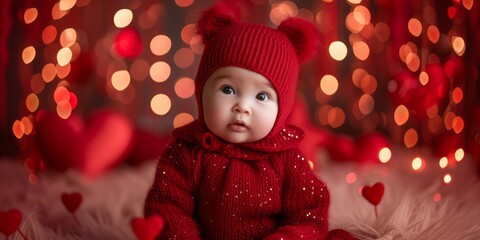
[254,116,276,139]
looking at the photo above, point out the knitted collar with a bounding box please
[172,120,304,160]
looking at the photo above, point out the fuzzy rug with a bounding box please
[1,148,480,240]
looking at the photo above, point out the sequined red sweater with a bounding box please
[144,121,355,240]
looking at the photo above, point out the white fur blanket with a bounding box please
[1,148,480,240]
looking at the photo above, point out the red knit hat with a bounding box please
[195,3,318,135]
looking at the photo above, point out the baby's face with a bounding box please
[202,66,278,143]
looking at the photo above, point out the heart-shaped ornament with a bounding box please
[131,215,164,240]
[61,192,82,213]
[362,182,385,206]
[0,209,22,236]
[36,109,133,178]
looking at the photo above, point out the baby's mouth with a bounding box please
[228,120,248,131]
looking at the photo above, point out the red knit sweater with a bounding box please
[144,120,355,239]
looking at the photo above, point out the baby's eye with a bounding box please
[256,92,269,101]
[221,86,235,95]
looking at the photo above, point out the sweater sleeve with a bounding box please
[144,140,201,240]
[263,149,357,240]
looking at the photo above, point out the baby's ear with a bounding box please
[197,2,240,45]
[277,18,319,62]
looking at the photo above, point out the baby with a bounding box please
[144,3,356,240]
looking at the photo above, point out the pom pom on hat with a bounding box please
[196,2,240,45]
[278,17,319,62]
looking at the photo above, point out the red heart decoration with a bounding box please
[61,192,82,213]
[131,215,164,240]
[362,182,385,206]
[0,209,22,236]
[36,109,133,178]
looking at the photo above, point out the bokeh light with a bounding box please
[114,9,133,28]
[42,63,57,82]
[42,25,57,44]
[30,74,45,93]
[455,148,464,161]
[270,1,298,25]
[443,174,452,184]
[59,0,76,11]
[412,157,424,171]
[60,28,77,48]
[22,46,36,64]
[114,28,144,59]
[318,105,333,125]
[150,35,172,56]
[394,105,409,125]
[408,18,422,37]
[346,12,364,33]
[327,107,345,128]
[452,87,463,104]
[329,41,348,61]
[374,22,390,42]
[419,71,429,86]
[452,36,466,56]
[175,0,194,8]
[379,147,392,163]
[352,41,369,60]
[404,128,418,148]
[174,48,195,68]
[345,5,370,33]
[56,100,72,119]
[111,70,131,91]
[434,193,442,202]
[138,4,162,30]
[181,24,196,44]
[463,0,474,9]
[352,68,366,87]
[347,0,362,4]
[320,75,338,96]
[150,61,171,82]
[174,77,195,99]
[26,93,39,113]
[173,113,194,128]
[56,63,71,79]
[54,86,70,104]
[452,116,464,133]
[346,172,357,184]
[20,116,33,135]
[57,47,72,66]
[358,94,374,115]
[189,35,204,54]
[427,25,440,43]
[151,94,171,115]
[24,8,38,24]
[439,157,448,168]
[52,2,68,20]
[354,5,370,25]
[12,120,25,139]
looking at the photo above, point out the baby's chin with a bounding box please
[218,132,263,144]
